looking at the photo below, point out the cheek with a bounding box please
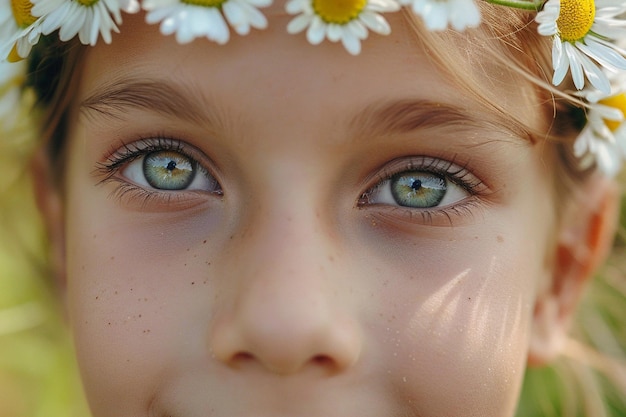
[63,150,224,414]
[65,210,224,414]
[358,221,547,416]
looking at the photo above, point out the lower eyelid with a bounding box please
[363,197,486,228]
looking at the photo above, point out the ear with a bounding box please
[31,147,66,293]
[528,175,620,366]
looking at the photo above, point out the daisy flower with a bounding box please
[29,0,139,46]
[535,0,626,95]
[398,0,480,32]
[285,0,400,55]
[574,79,626,176]
[0,0,45,61]
[142,0,271,45]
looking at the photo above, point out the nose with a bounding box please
[209,213,362,375]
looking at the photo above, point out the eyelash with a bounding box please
[358,156,488,226]
[94,136,220,207]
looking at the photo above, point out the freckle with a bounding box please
[114,291,118,295]
[203,280,208,285]
[474,236,479,240]
[203,240,207,244]
[468,297,472,301]
[110,256,115,261]
[186,248,190,252]
[194,254,197,258]
[205,261,211,266]
[93,234,97,239]
[81,265,86,271]
[328,256,335,262]
[497,235,504,243]
[108,322,111,325]
[184,263,187,267]
[138,314,142,318]
[191,281,195,285]
[95,296,99,300]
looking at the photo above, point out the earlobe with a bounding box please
[528,175,619,366]
[31,147,66,292]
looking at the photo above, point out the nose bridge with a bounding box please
[210,184,361,375]
[236,158,336,293]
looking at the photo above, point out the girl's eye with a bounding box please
[363,170,470,209]
[121,149,221,193]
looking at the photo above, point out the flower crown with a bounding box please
[1,0,626,176]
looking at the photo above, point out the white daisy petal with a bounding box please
[143,0,269,45]
[341,29,361,55]
[564,42,585,90]
[348,19,367,40]
[359,10,391,35]
[327,24,342,42]
[285,0,397,54]
[552,38,570,87]
[285,0,305,14]
[576,47,612,94]
[403,0,480,32]
[223,2,249,35]
[241,2,268,29]
[306,16,326,45]
[581,37,626,71]
[287,13,312,34]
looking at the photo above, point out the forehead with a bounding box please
[78,10,540,136]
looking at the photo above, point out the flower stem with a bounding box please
[483,0,544,11]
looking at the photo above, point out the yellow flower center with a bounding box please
[312,0,366,24]
[181,0,225,7]
[75,0,99,5]
[10,0,36,27]
[556,0,595,42]
[600,94,626,132]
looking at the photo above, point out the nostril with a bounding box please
[312,354,332,365]
[311,354,338,372]
[231,351,255,364]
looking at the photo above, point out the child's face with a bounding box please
[61,9,557,417]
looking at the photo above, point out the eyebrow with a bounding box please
[350,99,528,142]
[80,78,224,130]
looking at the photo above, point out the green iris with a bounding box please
[391,172,446,208]
[143,151,196,190]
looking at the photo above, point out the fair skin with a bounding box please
[34,6,617,417]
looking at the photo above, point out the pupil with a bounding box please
[411,179,422,190]
[166,160,177,171]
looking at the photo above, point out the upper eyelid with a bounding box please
[95,136,219,185]
[103,137,207,168]
[367,156,488,195]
